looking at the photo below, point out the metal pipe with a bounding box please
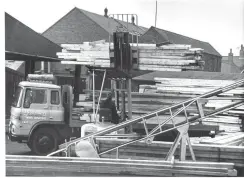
[93,68,95,123]
[95,70,107,120]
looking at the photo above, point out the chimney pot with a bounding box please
[240,44,244,58]
[104,8,108,17]
[228,48,234,62]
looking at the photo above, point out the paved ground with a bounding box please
[5,135,32,155]
[5,119,32,155]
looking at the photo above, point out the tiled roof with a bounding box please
[139,26,221,57]
[133,70,244,81]
[43,7,148,44]
[76,8,148,35]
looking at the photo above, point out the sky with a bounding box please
[2,0,244,56]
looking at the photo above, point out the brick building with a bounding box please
[221,45,244,73]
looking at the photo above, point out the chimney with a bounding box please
[240,44,244,59]
[104,7,108,17]
[228,48,234,62]
[131,15,135,25]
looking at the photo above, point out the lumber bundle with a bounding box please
[193,115,243,132]
[58,41,110,67]
[96,138,244,168]
[75,91,215,129]
[6,155,237,177]
[57,42,204,71]
[198,132,244,146]
[138,77,244,132]
[76,90,239,132]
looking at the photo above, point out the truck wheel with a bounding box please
[30,128,58,156]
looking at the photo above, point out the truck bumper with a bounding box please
[7,131,28,143]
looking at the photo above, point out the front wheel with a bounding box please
[29,128,58,156]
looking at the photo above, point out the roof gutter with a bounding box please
[5,51,62,62]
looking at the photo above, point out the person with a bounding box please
[100,91,120,124]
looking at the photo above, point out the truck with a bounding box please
[8,74,110,155]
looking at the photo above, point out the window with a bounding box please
[51,91,60,105]
[24,88,47,108]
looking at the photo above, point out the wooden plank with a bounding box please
[156,86,244,95]
[139,64,201,70]
[137,66,182,71]
[154,78,236,87]
[61,61,110,67]
[138,55,197,60]
[200,133,244,145]
[6,155,236,177]
[138,58,197,65]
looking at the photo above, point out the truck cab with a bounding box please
[8,75,91,155]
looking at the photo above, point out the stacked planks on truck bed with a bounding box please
[96,138,244,169]
[139,77,244,132]
[6,155,237,177]
[57,41,204,71]
[57,41,111,67]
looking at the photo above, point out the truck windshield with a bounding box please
[12,86,23,108]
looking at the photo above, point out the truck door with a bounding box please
[49,89,64,121]
[22,88,49,130]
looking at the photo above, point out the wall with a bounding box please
[202,52,222,72]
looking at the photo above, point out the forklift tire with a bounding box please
[30,128,58,156]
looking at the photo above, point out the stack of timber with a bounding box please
[76,91,218,131]
[57,41,110,67]
[136,44,204,71]
[197,132,244,146]
[57,41,204,71]
[96,138,244,169]
[139,77,244,132]
[6,155,237,177]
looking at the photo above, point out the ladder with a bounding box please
[47,79,244,161]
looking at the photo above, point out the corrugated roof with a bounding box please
[133,71,244,81]
[140,26,221,57]
[5,60,24,71]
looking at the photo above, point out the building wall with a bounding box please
[202,52,222,72]
[42,8,109,44]
[138,28,166,44]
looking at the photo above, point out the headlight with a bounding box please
[11,125,16,134]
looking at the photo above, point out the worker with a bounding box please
[100,91,120,124]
